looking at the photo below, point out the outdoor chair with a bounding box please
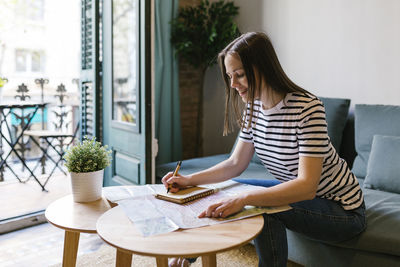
[23,123,79,189]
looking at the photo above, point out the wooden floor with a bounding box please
[0,173,71,221]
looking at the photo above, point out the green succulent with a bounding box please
[64,136,112,173]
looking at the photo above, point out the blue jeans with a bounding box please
[254,197,366,267]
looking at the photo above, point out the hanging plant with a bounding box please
[170,0,240,157]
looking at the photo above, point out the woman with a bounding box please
[163,32,366,267]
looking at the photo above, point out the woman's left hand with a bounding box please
[198,196,246,218]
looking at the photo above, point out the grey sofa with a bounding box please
[156,99,400,267]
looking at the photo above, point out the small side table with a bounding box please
[96,206,264,267]
[45,194,111,267]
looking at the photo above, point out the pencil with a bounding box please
[167,161,182,193]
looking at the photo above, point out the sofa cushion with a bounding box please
[319,97,351,153]
[232,161,275,180]
[155,153,275,183]
[352,104,400,178]
[287,229,400,267]
[156,153,274,180]
[339,112,357,169]
[335,188,400,257]
[155,154,230,181]
[364,135,400,193]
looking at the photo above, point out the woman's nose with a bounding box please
[230,76,238,88]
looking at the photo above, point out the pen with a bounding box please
[167,161,182,193]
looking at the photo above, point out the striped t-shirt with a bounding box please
[240,92,363,210]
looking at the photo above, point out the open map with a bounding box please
[103,181,291,237]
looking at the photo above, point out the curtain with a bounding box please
[154,0,182,164]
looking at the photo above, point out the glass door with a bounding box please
[102,0,152,186]
[112,0,139,129]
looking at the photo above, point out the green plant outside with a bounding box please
[0,77,5,87]
[170,0,240,69]
[64,136,112,173]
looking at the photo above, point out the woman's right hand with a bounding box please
[161,172,191,193]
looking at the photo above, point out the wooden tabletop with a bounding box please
[45,194,111,233]
[96,206,264,258]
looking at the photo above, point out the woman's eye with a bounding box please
[227,73,245,80]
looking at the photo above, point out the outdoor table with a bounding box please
[0,102,48,190]
[24,125,79,190]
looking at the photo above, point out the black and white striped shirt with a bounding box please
[240,92,363,210]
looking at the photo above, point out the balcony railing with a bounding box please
[0,78,80,184]
[0,78,80,231]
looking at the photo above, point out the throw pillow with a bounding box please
[352,104,400,178]
[319,97,351,153]
[364,135,400,193]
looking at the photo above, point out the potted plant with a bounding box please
[170,0,240,157]
[64,136,112,202]
[0,77,7,101]
[0,77,6,88]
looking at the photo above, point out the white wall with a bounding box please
[203,0,400,156]
[261,0,400,105]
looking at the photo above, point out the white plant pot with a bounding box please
[70,169,104,202]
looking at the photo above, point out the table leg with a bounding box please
[115,249,132,267]
[202,254,216,267]
[155,257,168,267]
[62,230,80,267]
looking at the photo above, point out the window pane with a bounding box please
[112,0,138,125]
[14,0,45,21]
[28,0,45,21]
[15,49,27,72]
[31,51,43,72]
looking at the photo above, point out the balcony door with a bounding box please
[102,0,152,185]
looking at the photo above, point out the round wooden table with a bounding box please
[45,194,111,267]
[96,205,264,267]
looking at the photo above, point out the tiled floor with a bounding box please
[0,161,107,266]
[0,172,70,222]
[0,222,106,267]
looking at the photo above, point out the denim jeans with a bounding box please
[253,197,366,267]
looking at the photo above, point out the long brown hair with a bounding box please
[218,32,309,135]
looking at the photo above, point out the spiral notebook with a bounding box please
[155,186,215,204]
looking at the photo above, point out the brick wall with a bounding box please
[178,0,203,160]
[179,0,200,8]
[179,59,204,159]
